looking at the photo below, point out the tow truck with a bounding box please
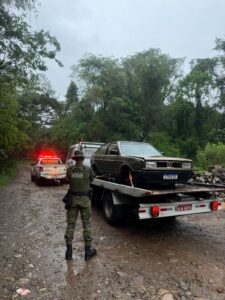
[31,152,67,185]
[90,177,225,225]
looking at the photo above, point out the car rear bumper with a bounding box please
[133,170,193,185]
[40,174,66,180]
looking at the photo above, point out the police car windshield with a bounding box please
[40,159,61,164]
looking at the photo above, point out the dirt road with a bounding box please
[0,164,225,300]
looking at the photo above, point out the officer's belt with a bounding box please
[71,191,89,197]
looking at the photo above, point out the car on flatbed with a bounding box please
[31,156,67,185]
[91,141,193,187]
[66,141,104,169]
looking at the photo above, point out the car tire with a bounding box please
[36,177,42,185]
[60,178,67,185]
[31,174,35,182]
[92,164,100,177]
[120,167,136,187]
[102,191,123,225]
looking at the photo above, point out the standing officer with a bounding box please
[64,150,97,261]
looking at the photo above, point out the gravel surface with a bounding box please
[0,163,225,300]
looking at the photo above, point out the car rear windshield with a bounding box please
[120,142,161,157]
[40,159,61,164]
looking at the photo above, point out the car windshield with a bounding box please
[40,159,61,164]
[120,142,161,157]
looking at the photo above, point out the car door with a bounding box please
[92,143,109,174]
[103,143,121,175]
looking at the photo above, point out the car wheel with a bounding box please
[120,167,136,186]
[60,178,67,185]
[102,191,123,225]
[36,177,42,185]
[92,164,100,177]
[31,174,35,182]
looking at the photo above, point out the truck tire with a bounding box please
[102,191,123,225]
[91,186,103,208]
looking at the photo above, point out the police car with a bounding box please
[31,152,67,185]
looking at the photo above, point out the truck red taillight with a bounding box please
[151,206,160,217]
[210,201,218,211]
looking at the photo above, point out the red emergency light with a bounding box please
[151,206,160,217]
[210,201,219,211]
[37,150,58,159]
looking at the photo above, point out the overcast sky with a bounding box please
[33,0,225,99]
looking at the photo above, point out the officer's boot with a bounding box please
[85,246,97,261]
[65,243,73,260]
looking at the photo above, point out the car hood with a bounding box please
[129,155,192,162]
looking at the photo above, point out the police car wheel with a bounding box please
[36,177,42,185]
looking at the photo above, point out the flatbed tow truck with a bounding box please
[91,178,225,225]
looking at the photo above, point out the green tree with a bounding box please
[123,49,183,137]
[65,81,79,109]
[0,0,62,92]
[0,92,30,160]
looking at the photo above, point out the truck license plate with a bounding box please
[176,204,192,211]
[163,174,178,180]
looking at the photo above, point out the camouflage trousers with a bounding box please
[64,196,92,247]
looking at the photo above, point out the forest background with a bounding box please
[1,0,225,181]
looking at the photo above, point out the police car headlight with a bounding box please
[182,162,192,169]
[146,162,157,169]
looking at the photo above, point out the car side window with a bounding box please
[107,143,119,155]
[95,144,108,154]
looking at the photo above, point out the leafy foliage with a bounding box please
[196,143,225,170]
[0,0,62,92]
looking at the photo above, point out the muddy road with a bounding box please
[0,163,225,300]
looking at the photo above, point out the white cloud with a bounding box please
[32,0,225,98]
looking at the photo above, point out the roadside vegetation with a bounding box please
[0,161,17,189]
[1,0,225,183]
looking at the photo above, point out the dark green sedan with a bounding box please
[91,141,193,187]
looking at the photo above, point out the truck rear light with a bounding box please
[210,201,218,211]
[151,206,160,217]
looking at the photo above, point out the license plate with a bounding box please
[176,204,192,211]
[163,174,178,180]
[50,170,59,175]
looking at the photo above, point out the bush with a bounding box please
[196,143,225,171]
[0,160,17,189]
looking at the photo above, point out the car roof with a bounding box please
[69,142,104,149]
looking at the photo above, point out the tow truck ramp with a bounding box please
[91,178,225,225]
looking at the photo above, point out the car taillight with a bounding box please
[39,166,43,172]
[210,201,218,211]
[151,206,160,217]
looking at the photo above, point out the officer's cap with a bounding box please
[72,150,84,160]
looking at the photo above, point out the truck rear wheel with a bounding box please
[103,191,123,225]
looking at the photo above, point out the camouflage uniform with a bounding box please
[64,165,92,246]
